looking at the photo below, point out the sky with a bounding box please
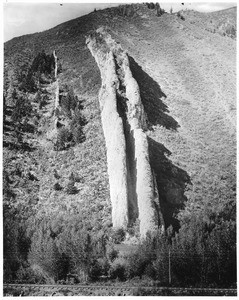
[2,1,237,42]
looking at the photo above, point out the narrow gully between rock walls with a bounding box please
[114,53,139,226]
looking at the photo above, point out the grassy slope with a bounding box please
[3,5,236,232]
[109,7,236,224]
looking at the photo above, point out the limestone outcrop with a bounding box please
[87,28,163,237]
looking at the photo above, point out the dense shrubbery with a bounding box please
[109,228,126,244]
[18,50,56,92]
[54,85,86,151]
[11,95,32,128]
[120,205,236,287]
[146,2,165,16]
[223,24,236,38]
[116,4,138,18]
[30,50,55,75]
[4,199,236,286]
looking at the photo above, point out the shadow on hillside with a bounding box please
[129,56,179,131]
[3,140,36,152]
[148,137,191,230]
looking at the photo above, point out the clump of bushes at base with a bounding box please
[123,207,236,288]
[108,257,128,281]
[109,227,126,244]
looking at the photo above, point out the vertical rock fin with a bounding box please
[86,28,163,237]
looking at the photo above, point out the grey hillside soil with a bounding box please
[110,11,236,220]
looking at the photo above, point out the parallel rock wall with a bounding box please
[120,51,159,236]
[87,41,129,228]
[53,51,60,110]
[86,28,163,237]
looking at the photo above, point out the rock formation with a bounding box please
[53,50,60,110]
[87,28,163,237]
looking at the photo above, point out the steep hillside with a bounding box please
[3,3,236,288]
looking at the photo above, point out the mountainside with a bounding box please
[3,4,236,290]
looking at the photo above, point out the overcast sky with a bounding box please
[3,1,237,42]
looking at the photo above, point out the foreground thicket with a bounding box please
[4,189,236,287]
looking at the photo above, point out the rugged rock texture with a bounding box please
[86,38,129,229]
[87,28,162,236]
[53,51,60,111]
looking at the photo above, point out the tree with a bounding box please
[65,179,78,195]
[28,221,69,283]
[54,127,71,151]
[11,95,32,129]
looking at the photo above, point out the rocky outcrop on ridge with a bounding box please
[86,28,163,237]
[53,50,60,111]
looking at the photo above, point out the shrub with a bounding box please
[106,244,119,262]
[117,4,137,17]
[30,50,55,76]
[65,180,78,195]
[155,3,165,16]
[109,258,127,281]
[146,3,155,9]
[28,226,66,283]
[11,95,32,128]
[110,227,126,244]
[54,127,71,151]
[89,258,110,281]
[53,182,63,191]
[177,11,185,20]
[60,86,77,118]
[225,24,236,38]
[72,124,84,144]
[89,260,102,281]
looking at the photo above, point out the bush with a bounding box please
[28,225,68,283]
[89,258,110,281]
[11,95,32,126]
[53,182,63,191]
[146,3,155,9]
[117,4,137,17]
[109,258,127,281]
[110,227,126,244]
[106,244,119,262]
[16,266,46,284]
[225,24,236,38]
[30,50,55,76]
[54,127,71,151]
[177,11,185,20]
[65,180,78,195]
[60,86,77,118]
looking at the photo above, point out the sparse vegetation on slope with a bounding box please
[3,3,236,290]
